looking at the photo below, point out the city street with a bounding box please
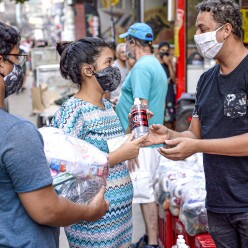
[8,71,145,248]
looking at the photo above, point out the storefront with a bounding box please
[175,0,248,97]
[97,0,173,44]
[96,0,246,95]
[80,0,248,97]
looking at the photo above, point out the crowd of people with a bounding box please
[1,0,248,248]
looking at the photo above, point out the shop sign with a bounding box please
[241,9,248,44]
[101,0,119,8]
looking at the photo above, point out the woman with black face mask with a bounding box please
[51,37,148,248]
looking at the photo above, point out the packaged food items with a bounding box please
[39,127,109,204]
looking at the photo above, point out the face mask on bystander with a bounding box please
[3,64,24,98]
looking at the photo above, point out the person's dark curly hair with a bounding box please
[0,22,20,57]
[56,37,110,86]
[196,0,242,40]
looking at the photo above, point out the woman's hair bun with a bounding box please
[56,41,73,56]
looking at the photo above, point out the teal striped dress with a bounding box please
[50,97,133,248]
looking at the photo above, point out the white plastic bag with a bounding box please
[179,178,208,236]
[39,127,109,204]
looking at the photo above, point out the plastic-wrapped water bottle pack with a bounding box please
[39,127,109,204]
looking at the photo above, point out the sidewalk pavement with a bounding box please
[8,71,145,247]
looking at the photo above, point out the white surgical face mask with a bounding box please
[194,25,225,60]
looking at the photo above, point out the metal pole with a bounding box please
[140,0,144,22]
[110,0,116,43]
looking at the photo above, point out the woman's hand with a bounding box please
[126,109,153,134]
[108,132,148,167]
[162,54,171,65]
[120,132,149,160]
[126,113,133,134]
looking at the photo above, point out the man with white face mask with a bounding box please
[194,25,225,60]
[0,22,109,248]
[142,1,248,247]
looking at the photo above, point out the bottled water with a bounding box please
[130,98,149,138]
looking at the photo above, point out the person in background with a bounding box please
[110,43,129,106]
[127,53,136,71]
[143,1,248,247]
[51,37,148,248]
[103,41,117,100]
[36,39,49,48]
[192,53,204,65]
[0,21,109,248]
[188,51,204,65]
[157,41,176,130]
[116,23,167,248]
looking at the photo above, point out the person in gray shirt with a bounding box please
[0,21,109,248]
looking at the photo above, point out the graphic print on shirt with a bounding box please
[224,93,247,118]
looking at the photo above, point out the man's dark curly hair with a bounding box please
[0,22,20,56]
[196,0,242,39]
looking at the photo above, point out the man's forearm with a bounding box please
[170,129,198,140]
[196,133,248,156]
[19,185,103,227]
[41,196,94,227]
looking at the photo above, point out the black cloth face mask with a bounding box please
[94,65,121,92]
[3,64,24,98]
[159,51,170,58]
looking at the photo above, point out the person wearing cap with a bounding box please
[157,41,176,130]
[116,22,167,248]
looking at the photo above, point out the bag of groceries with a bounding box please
[39,127,109,204]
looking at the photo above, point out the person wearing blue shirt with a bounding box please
[116,22,167,248]
[0,21,109,248]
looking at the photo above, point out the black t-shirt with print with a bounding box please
[193,55,248,213]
